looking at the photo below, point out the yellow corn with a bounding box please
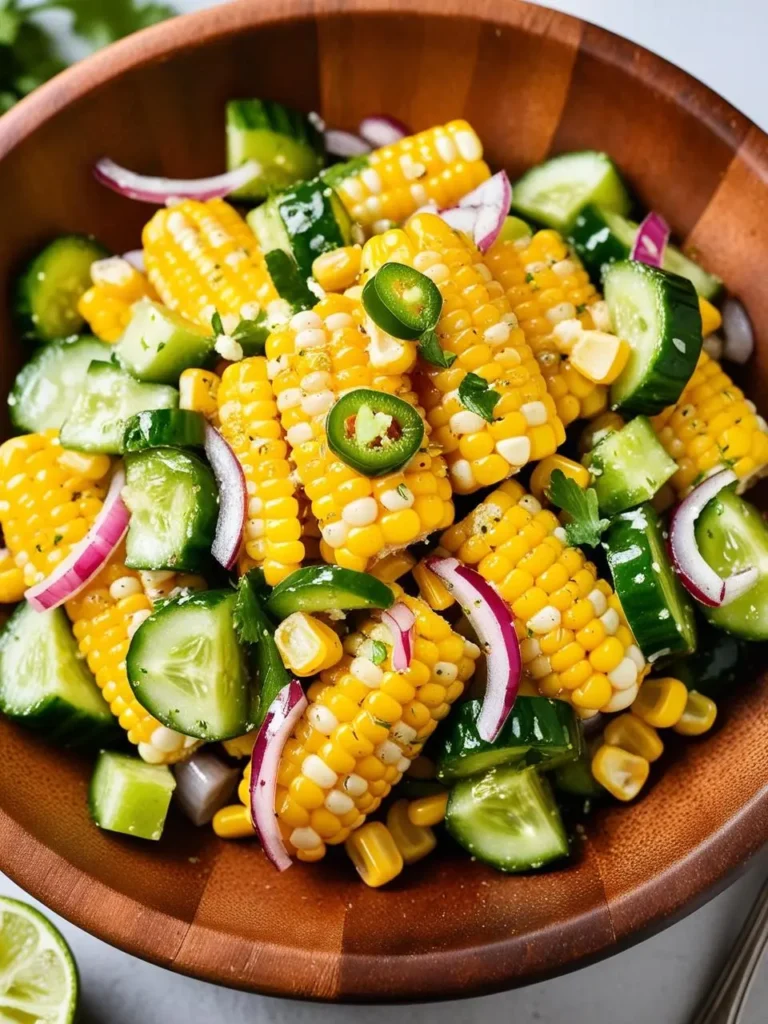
[673,690,718,736]
[699,297,722,337]
[0,548,25,603]
[334,120,490,231]
[591,744,650,801]
[530,454,590,504]
[0,432,110,588]
[631,677,688,729]
[312,246,362,293]
[386,800,437,865]
[222,732,258,759]
[651,352,768,497]
[137,569,207,606]
[180,368,221,424]
[413,559,455,611]
[143,198,278,327]
[217,357,305,585]
[78,257,157,342]
[275,612,344,676]
[603,713,664,762]
[361,214,564,494]
[579,411,626,455]
[345,821,404,887]
[441,480,648,713]
[369,551,417,584]
[408,791,449,827]
[212,804,256,839]
[265,294,454,572]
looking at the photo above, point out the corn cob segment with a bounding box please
[180,368,221,425]
[440,480,648,714]
[362,213,565,494]
[265,295,454,571]
[143,198,278,327]
[78,256,158,342]
[334,120,490,231]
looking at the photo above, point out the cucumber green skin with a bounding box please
[14,234,109,343]
[553,756,606,799]
[265,249,315,312]
[267,564,394,619]
[233,571,289,727]
[123,409,206,452]
[88,751,175,841]
[604,504,697,660]
[116,299,214,385]
[605,260,703,415]
[669,612,762,700]
[8,334,110,432]
[226,99,325,200]
[511,151,631,231]
[399,779,448,799]
[587,415,677,516]
[696,488,768,640]
[436,697,582,781]
[321,155,370,190]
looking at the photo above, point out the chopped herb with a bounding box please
[210,310,224,337]
[370,640,388,665]
[458,372,500,423]
[575,303,587,314]
[547,469,609,548]
[396,483,409,500]
[53,534,63,546]
[418,329,456,369]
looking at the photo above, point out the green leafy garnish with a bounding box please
[233,314,270,355]
[418,329,456,369]
[547,469,609,549]
[210,310,224,337]
[458,372,500,423]
[369,640,387,665]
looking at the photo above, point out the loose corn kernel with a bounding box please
[631,677,688,728]
[673,690,718,736]
[530,454,590,503]
[408,791,449,827]
[387,800,437,864]
[275,612,343,676]
[369,551,417,583]
[212,804,255,839]
[591,744,650,802]
[312,246,362,292]
[222,732,258,758]
[413,560,455,611]
[569,332,630,385]
[699,297,722,337]
[345,821,404,887]
[603,713,664,762]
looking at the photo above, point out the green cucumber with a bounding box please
[226,99,325,200]
[117,299,214,384]
[0,604,116,749]
[266,565,394,620]
[436,697,582,781]
[89,751,175,841]
[511,151,631,231]
[553,753,606,800]
[7,334,110,432]
[603,504,697,661]
[499,215,533,242]
[127,590,251,741]
[265,249,316,312]
[569,204,723,300]
[14,234,109,343]
[123,409,206,452]
[234,571,289,728]
[604,260,702,415]
[321,155,370,190]
[123,448,218,571]
[586,415,677,515]
[670,613,761,700]
[60,361,178,454]
[446,765,569,872]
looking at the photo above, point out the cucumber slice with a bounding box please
[89,751,175,841]
[14,234,109,343]
[446,765,568,872]
[569,204,723,300]
[511,151,630,231]
[499,215,533,242]
[553,753,606,799]
[604,260,702,415]
[586,415,677,515]
[60,361,178,454]
[127,590,251,741]
[669,612,760,699]
[267,565,394,620]
[265,249,316,312]
[603,504,697,660]
[117,299,214,384]
[123,409,206,452]
[226,99,325,200]
[123,448,218,571]
[0,603,116,749]
[696,487,768,640]
[436,697,582,781]
[7,334,110,432]
[247,178,354,278]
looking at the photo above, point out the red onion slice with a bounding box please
[427,556,521,742]
[122,249,146,273]
[203,424,247,570]
[94,157,259,204]
[324,130,371,158]
[669,469,758,607]
[437,171,511,253]
[630,212,670,267]
[381,603,415,670]
[250,679,307,871]
[358,115,411,149]
[722,297,755,364]
[26,466,129,612]
[174,751,240,827]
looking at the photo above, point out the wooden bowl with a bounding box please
[1,0,768,1003]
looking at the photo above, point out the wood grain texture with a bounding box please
[0,0,767,1002]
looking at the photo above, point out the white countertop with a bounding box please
[3,2,768,1021]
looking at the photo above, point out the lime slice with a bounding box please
[0,897,79,1024]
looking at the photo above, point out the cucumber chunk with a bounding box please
[696,487,768,640]
[89,751,175,840]
[123,448,218,571]
[265,249,316,312]
[321,154,370,190]
[226,99,325,200]
[8,334,110,432]
[266,565,394,620]
[0,604,115,748]
[127,590,251,741]
[14,234,109,343]
[603,503,697,661]
[436,697,582,781]
[446,765,569,872]
[123,409,206,451]
[669,613,761,699]
[60,361,178,454]
[586,415,677,515]
[554,752,606,800]
[604,260,702,414]
[511,151,631,231]
[116,299,214,384]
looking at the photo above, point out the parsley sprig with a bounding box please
[546,469,609,548]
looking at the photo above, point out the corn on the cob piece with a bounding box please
[361,213,564,494]
[265,294,454,571]
[180,368,221,425]
[138,569,207,604]
[334,120,490,232]
[0,433,111,589]
[78,256,158,342]
[65,548,199,763]
[216,356,305,585]
[440,480,648,713]
[0,548,26,603]
[143,198,278,328]
[651,351,768,497]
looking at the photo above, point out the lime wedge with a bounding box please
[0,897,78,1024]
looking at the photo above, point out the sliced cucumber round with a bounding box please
[586,415,677,516]
[511,151,631,231]
[123,409,206,452]
[266,565,394,620]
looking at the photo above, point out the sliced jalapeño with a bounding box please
[326,388,424,476]
[362,262,443,340]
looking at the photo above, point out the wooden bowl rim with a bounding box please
[0,0,766,1002]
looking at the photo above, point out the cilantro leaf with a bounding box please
[546,469,609,548]
[210,310,224,337]
[369,640,387,665]
[418,329,455,369]
[52,0,175,47]
[233,313,270,356]
[458,371,500,423]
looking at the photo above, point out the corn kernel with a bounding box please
[212,804,255,839]
[387,800,437,864]
[673,690,718,736]
[604,713,664,762]
[408,791,449,827]
[275,612,343,676]
[631,677,688,728]
[591,744,650,802]
[345,821,404,887]
[530,455,590,503]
